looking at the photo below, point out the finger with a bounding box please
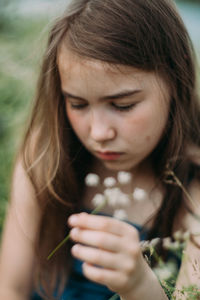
[68,213,139,239]
[72,243,138,273]
[71,244,122,270]
[82,262,128,290]
[70,227,123,252]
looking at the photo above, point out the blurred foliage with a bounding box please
[0,1,51,236]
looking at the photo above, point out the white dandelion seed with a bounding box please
[133,188,147,202]
[104,188,130,207]
[182,231,190,241]
[113,209,128,220]
[153,261,177,281]
[173,230,183,241]
[163,237,172,250]
[149,238,160,247]
[171,241,180,250]
[140,240,150,251]
[104,187,121,206]
[117,171,132,184]
[103,177,117,188]
[92,193,106,207]
[85,173,100,187]
[117,193,131,206]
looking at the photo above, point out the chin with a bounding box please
[103,160,135,171]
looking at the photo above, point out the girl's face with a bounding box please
[58,48,170,171]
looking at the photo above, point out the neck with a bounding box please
[91,158,159,193]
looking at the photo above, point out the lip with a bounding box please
[95,151,124,161]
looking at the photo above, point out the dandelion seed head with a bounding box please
[150,238,160,247]
[153,262,176,281]
[103,177,117,188]
[171,241,180,250]
[117,171,132,184]
[173,230,183,241]
[133,188,147,201]
[155,268,172,280]
[183,231,190,241]
[92,194,105,207]
[113,209,128,220]
[140,240,150,251]
[85,173,100,187]
[104,188,120,206]
[117,193,131,206]
[104,188,131,207]
[163,237,172,250]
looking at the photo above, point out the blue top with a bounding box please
[31,211,174,300]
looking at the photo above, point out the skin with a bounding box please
[58,47,170,172]
[57,47,171,299]
[68,212,168,300]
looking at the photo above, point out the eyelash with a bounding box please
[69,102,135,112]
[111,102,135,111]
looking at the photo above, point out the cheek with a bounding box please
[66,106,77,127]
[66,106,89,141]
[123,106,168,143]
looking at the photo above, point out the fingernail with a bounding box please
[68,215,78,226]
[71,244,79,254]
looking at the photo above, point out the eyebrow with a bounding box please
[61,89,142,101]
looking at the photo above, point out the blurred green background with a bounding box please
[0,0,200,236]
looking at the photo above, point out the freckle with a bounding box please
[146,135,151,141]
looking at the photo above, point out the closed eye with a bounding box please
[69,102,88,110]
[68,102,136,111]
[111,102,136,111]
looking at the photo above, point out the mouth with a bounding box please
[95,151,124,161]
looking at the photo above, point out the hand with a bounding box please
[68,212,149,296]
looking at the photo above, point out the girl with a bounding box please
[0,0,200,299]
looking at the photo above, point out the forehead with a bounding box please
[57,44,170,97]
[57,44,135,76]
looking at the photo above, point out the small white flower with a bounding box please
[133,188,147,202]
[104,188,120,206]
[103,177,117,187]
[182,231,190,241]
[173,230,183,241]
[117,193,131,206]
[140,240,150,251]
[117,171,132,184]
[113,209,128,220]
[149,238,160,247]
[154,266,172,281]
[92,193,106,207]
[153,260,177,281]
[85,173,100,187]
[163,238,180,251]
[104,188,130,207]
[163,237,172,250]
[171,241,180,250]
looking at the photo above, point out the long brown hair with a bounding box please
[19,0,200,297]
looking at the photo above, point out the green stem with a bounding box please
[47,233,71,260]
[47,198,107,260]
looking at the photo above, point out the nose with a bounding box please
[90,110,116,142]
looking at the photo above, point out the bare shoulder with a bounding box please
[0,159,41,298]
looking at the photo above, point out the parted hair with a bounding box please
[19,0,200,298]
